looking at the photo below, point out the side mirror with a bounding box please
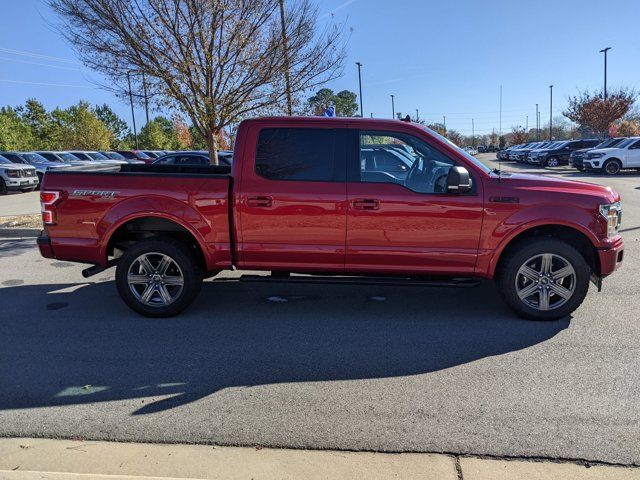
[447,166,472,193]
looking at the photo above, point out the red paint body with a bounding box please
[39,117,624,280]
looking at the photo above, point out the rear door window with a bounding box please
[256,128,339,181]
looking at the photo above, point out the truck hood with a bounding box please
[497,172,619,202]
[1,163,35,172]
[587,148,617,154]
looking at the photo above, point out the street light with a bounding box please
[535,103,539,141]
[599,47,612,100]
[127,72,138,149]
[443,115,446,135]
[390,94,395,119]
[356,62,363,117]
[549,85,554,141]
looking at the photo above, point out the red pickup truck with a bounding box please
[38,117,624,320]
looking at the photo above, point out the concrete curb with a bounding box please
[0,228,40,238]
[2,438,640,480]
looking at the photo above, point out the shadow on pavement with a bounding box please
[0,238,36,257]
[0,280,569,415]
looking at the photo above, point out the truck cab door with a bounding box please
[236,125,348,273]
[345,129,484,275]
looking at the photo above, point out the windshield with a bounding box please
[88,152,109,160]
[597,138,624,149]
[20,153,50,163]
[104,152,126,160]
[135,151,152,159]
[616,138,636,148]
[59,152,81,162]
[421,125,491,174]
[0,155,12,164]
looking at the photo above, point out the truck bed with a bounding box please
[41,166,233,270]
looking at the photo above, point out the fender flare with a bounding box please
[97,195,211,265]
[486,217,599,279]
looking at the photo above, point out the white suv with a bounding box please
[583,136,640,175]
[0,154,39,194]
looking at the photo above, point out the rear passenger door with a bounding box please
[237,126,348,273]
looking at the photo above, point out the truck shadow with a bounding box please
[0,280,569,415]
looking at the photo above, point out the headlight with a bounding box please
[599,202,622,237]
[6,170,20,178]
[588,152,605,158]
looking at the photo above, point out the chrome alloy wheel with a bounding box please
[515,253,576,311]
[127,252,184,307]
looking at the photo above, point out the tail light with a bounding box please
[41,191,62,225]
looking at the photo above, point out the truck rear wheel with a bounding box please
[115,238,202,317]
[496,238,590,321]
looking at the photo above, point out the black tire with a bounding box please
[496,238,590,321]
[602,159,621,175]
[115,237,203,317]
[545,156,559,168]
[0,178,7,195]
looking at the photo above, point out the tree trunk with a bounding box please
[206,129,219,165]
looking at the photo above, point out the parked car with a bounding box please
[0,154,39,194]
[477,145,487,153]
[463,146,478,155]
[69,151,128,165]
[152,151,233,166]
[497,144,521,161]
[116,150,154,164]
[528,139,601,167]
[582,136,640,175]
[99,151,144,164]
[513,142,552,163]
[38,116,623,321]
[570,138,626,171]
[142,150,166,159]
[1,151,71,187]
[35,151,90,166]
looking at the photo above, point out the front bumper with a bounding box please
[598,237,624,276]
[4,177,39,190]
[37,231,55,259]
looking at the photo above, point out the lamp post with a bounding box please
[127,72,138,149]
[443,115,446,135]
[549,84,554,141]
[356,62,363,117]
[535,103,539,141]
[390,94,395,119]
[599,47,612,100]
[279,0,293,115]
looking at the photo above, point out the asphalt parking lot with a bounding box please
[1,153,639,466]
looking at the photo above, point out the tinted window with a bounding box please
[629,140,640,150]
[0,155,11,164]
[118,151,136,159]
[359,131,455,194]
[3,153,27,163]
[256,128,336,181]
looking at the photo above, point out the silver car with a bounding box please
[0,154,39,194]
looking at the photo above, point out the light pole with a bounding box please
[443,115,446,135]
[499,85,502,147]
[142,72,150,125]
[599,47,612,100]
[356,62,363,117]
[472,118,475,147]
[390,94,395,119]
[415,109,419,122]
[549,84,554,141]
[127,72,138,149]
[279,0,293,115]
[535,103,539,141]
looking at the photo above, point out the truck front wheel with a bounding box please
[115,238,203,317]
[496,239,590,321]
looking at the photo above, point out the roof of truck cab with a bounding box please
[240,116,418,129]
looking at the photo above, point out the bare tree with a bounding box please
[563,88,636,139]
[48,0,347,164]
[509,126,529,144]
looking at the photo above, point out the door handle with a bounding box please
[352,198,380,210]
[247,196,273,208]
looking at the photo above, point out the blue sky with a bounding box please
[1,0,638,137]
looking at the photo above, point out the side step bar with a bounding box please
[239,274,480,288]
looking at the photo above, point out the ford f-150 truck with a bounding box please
[37,117,624,320]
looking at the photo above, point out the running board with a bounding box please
[239,274,480,288]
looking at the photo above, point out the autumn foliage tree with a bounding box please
[509,126,529,144]
[563,88,636,139]
[49,0,347,164]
